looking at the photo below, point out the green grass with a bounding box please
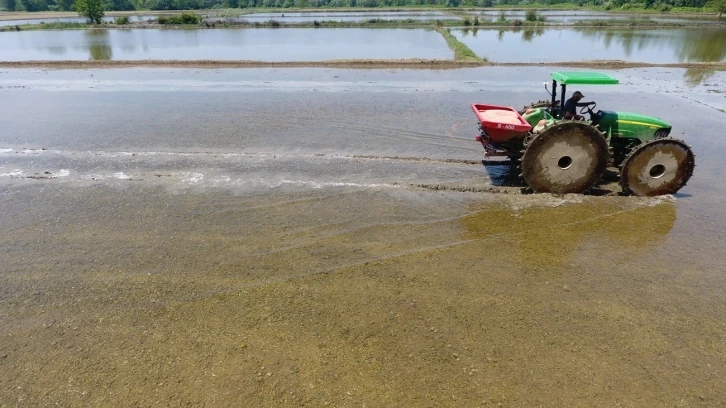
[435,27,485,62]
[0,21,89,31]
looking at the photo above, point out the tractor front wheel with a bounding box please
[619,138,695,197]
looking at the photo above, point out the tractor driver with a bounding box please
[563,91,592,120]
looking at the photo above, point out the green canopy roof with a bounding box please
[550,71,619,85]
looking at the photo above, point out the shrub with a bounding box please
[525,9,538,21]
[512,18,523,26]
[158,12,202,25]
[658,3,672,11]
[463,17,471,25]
[313,20,320,27]
[603,1,613,9]
[473,16,479,25]
[498,10,507,22]
[114,15,130,24]
[180,11,201,24]
[435,19,443,26]
[270,19,280,27]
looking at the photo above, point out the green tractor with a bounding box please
[472,71,695,196]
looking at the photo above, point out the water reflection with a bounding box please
[521,27,545,42]
[577,28,726,84]
[462,27,545,43]
[577,28,726,63]
[463,10,721,25]
[86,30,112,61]
[0,28,451,61]
[684,69,717,86]
[463,200,676,269]
[454,27,726,76]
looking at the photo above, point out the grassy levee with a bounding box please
[435,26,484,62]
[0,22,91,31]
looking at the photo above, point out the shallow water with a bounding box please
[0,27,452,61]
[1,66,725,406]
[465,9,720,20]
[453,27,726,63]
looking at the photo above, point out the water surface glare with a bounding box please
[0,27,452,61]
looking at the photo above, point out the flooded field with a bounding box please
[538,13,723,24]
[212,10,461,23]
[0,28,452,61]
[1,66,725,406]
[463,9,721,23]
[453,27,726,63]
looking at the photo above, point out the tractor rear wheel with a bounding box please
[521,121,609,194]
[619,138,695,197]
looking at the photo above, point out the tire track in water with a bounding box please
[337,122,477,151]
[0,146,490,166]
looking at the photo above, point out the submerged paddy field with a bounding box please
[1,66,726,406]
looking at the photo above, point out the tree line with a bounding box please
[0,0,722,13]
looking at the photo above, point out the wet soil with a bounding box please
[1,185,725,407]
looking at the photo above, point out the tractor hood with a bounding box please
[596,110,672,141]
[609,111,672,129]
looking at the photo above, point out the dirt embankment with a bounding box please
[1,59,725,70]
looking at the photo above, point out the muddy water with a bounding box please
[0,28,452,61]
[1,67,726,406]
[454,27,726,63]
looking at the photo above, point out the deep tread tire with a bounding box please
[619,138,695,197]
[521,122,609,194]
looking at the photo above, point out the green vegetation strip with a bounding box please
[0,15,718,32]
[435,27,484,62]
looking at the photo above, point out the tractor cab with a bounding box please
[543,71,618,121]
[522,71,673,142]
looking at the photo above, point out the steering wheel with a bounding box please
[579,101,597,115]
